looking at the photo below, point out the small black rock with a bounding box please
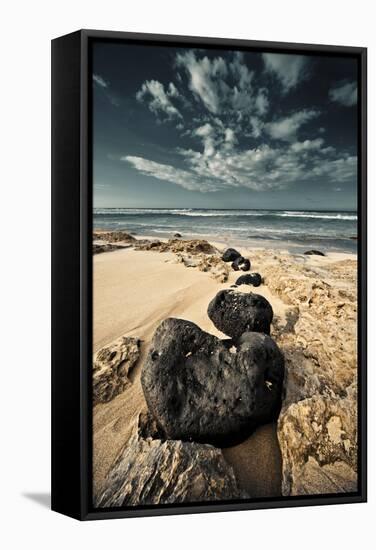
[240,258,251,271]
[174,233,182,238]
[236,273,262,287]
[304,249,325,256]
[231,256,243,271]
[231,256,251,271]
[207,289,273,339]
[222,248,241,262]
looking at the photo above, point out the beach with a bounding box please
[92,232,358,501]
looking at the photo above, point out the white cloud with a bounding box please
[230,52,253,89]
[136,80,182,120]
[123,133,356,193]
[255,88,269,115]
[167,82,179,98]
[93,74,108,88]
[249,116,264,138]
[262,53,309,92]
[329,80,357,106]
[176,51,227,114]
[121,51,356,195]
[122,155,219,192]
[265,109,319,141]
[290,138,324,152]
[311,154,357,181]
[193,123,216,156]
[176,51,268,119]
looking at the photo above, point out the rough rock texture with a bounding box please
[141,318,284,446]
[93,231,136,243]
[95,413,245,507]
[260,251,358,495]
[93,336,141,404]
[93,243,131,255]
[207,289,273,339]
[235,273,262,287]
[231,257,251,272]
[174,253,230,282]
[222,248,241,262]
[135,238,217,255]
[278,388,357,495]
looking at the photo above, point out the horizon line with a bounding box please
[93,206,357,212]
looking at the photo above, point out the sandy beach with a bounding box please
[92,234,358,501]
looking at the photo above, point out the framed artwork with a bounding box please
[51,29,367,520]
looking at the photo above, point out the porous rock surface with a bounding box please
[231,257,251,272]
[135,238,217,255]
[174,252,230,283]
[207,289,273,339]
[141,318,284,446]
[235,273,262,287]
[93,231,136,243]
[93,336,140,404]
[260,251,358,495]
[95,413,245,507]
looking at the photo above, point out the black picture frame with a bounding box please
[51,29,367,521]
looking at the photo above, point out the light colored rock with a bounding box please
[135,238,218,255]
[278,387,357,495]
[93,231,136,243]
[291,458,357,495]
[95,414,245,507]
[261,253,358,496]
[93,336,140,404]
[174,252,230,282]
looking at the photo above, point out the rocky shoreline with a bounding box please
[92,231,358,504]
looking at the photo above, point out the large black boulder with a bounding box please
[236,273,262,287]
[231,257,251,271]
[141,318,284,447]
[207,289,273,339]
[222,248,241,262]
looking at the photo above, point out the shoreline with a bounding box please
[93,227,358,259]
[93,232,358,501]
[93,225,357,254]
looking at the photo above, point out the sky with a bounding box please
[92,41,358,210]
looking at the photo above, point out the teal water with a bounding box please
[93,208,357,253]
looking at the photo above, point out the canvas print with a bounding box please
[92,41,359,508]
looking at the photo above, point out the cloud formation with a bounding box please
[265,109,319,141]
[136,80,182,120]
[121,50,356,193]
[329,80,357,106]
[93,74,108,88]
[123,138,356,193]
[262,53,309,91]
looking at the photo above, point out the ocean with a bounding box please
[93,208,358,253]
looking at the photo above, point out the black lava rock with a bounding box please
[207,289,273,339]
[236,273,262,287]
[240,258,251,271]
[141,318,284,446]
[222,248,241,262]
[231,256,251,272]
[304,249,326,256]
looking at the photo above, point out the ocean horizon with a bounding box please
[93,207,358,253]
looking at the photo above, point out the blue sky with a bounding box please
[92,42,358,210]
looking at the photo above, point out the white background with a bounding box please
[1,0,374,548]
